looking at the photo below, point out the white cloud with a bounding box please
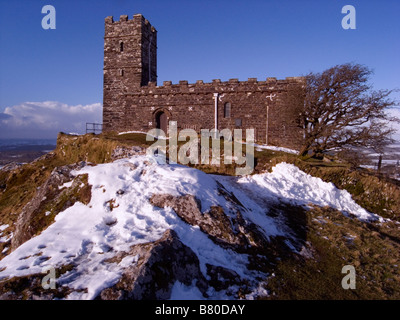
[0,101,102,139]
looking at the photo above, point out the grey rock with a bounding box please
[96,229,207,300]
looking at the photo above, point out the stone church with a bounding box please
[102,14,303,149]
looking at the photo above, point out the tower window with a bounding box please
[224,102,231,118]
[120,42,124,52]
[120,69,124,76]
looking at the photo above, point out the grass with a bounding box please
[0,264,76,300]
[28,173,92,239]
[264,206,400,300]
[104,131,155,147]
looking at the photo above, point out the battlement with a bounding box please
[104,14,157,33]
[140,76,305,90]
[159,76,305,86]
[123,76,305,97]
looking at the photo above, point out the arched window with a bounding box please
[120,42,124,52]
[224,102,231,118]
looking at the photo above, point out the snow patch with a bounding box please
[236,162,382,222]
[252,143,298,155]
[0,232,13,243]
[170,281,205,300]
[245,281,270,300]
[59,180,73,189]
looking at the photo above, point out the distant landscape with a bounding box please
[0,139,56,167]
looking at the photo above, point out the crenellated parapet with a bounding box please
[105,14,157,32]
[124,76,305,96]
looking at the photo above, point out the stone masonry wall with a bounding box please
[102,14,304,150]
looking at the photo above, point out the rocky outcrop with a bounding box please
[149,193,269,250]
[11,162,91,251]
[0,162,23,173]
[96,229,207,300]
[111,146,146,161]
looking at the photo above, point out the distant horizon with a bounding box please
[0,137,58,143]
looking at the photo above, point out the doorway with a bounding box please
[155,111,167,133]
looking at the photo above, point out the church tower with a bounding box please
[103,14,157,131]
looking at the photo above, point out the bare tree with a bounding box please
[287,63,399,158]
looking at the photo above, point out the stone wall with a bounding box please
[102,14,304,150]
[103,14,157,133]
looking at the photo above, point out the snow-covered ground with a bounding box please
[0,155,383,299]
[218,163,383,222]
[386,108,400,166]
[388,107,400,142]
[252,143,298,155]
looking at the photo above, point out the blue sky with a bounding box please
[0,0,399,138]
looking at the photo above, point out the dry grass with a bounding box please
[264,206,400,300]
